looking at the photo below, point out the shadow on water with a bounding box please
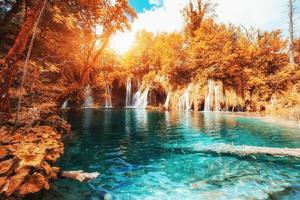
[28,109,300,200]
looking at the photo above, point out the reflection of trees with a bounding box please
[82,109,93,129]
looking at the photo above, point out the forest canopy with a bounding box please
[0,0,299,118]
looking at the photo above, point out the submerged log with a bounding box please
[61,170,100,182]
[200,143,300,158]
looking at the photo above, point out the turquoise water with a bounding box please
[40,110,300,200]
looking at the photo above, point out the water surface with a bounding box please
[41,110,300,200]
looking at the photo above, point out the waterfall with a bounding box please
[204,80,222,112]
[214,84,221,112]
[178,85,191,111]
[61,100,68,109]
[125,78,149,109]
[204,80,214,111]
[164,92,170,109]
[132,87,150,109]
[105,86,113,108]
[125,78,132,107]
[83,86,94,108]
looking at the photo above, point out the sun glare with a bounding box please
[110,31,135,55]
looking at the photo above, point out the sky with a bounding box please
[110,0,300,54]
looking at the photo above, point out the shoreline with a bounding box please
[0,104,71,198]
[214,112,300,129]
[62,107,300,129]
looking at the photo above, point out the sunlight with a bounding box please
[110,31,135,54]
[95,24,103,36]
[1,0,300,199]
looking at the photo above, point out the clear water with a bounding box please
[40,110,300,200]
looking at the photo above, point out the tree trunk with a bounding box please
[0,0,46,115]
[199,143,300,158]
[59,7,119,105]
[288,0,296,67]
[14,0,48,130]
[79,63,95,85]
[60,170,100,182]
[79,37,110,86]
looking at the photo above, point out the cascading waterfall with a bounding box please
[125,77,149,109]
[61,100,68,109]
[214,84,221,112]
[83,86,94,108]
[132,87,150,109]
[125,78,132,107]
[178,85,191,111]
[164,92,170,109]
[204,80,214,111]
[105,86,113,108]
[204,80,222,112]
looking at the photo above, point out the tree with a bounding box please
[78,0,136,85]
[183,0,215,39]
[244,30,288,106]
[0,0,47,114]
[156,33,188,86]
[0,0,136,113]
[288,0,296,67]
[123,30,155,79]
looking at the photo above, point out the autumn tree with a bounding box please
[243,30,288,107]
[189,20,241,81]
[96,50,121,102]
[155,33,188,86]
[0,0,136,114]
[78,0,136,85]
[123,30,155,80]
[0,0,47,114]
[183,0,215,39]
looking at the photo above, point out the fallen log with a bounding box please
[61,170,100,182]
[199,143,300,158]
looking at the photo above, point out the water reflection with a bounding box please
[82,108,93,129]
[133,109,148,131]
[178,111,191,128]
[45,110,300,200]
[164,111,170,128]
[103,109,113,129]
[79,109,300,149]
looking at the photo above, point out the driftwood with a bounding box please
[61,170,100,182]
[199,143,300,158]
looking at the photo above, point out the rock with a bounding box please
[0,147,9,159]
[0,116,68,197]
[104,193,113,200]
[0,177,8,191]
[18,172,50,196]
[0,159,14,175]
[14,143,46,167]
[2,167,30,196]
[40,161,59,179]
[191,180,208,189]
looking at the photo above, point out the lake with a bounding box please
[38,109,300,200]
